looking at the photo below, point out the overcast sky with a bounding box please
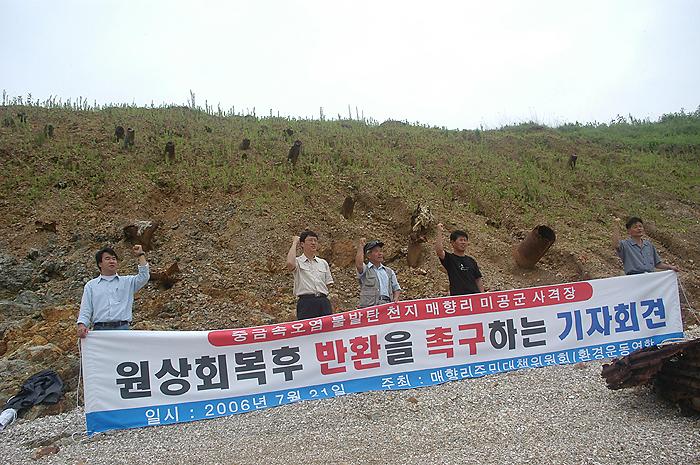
[1,0,698,129]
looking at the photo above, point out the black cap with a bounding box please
[363,240,384,255]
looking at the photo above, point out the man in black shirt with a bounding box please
[434,223,484,295]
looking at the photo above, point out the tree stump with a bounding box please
[165,141,175,161]
[114,126,125,142]
[341,196,355,219]
[407,204,433,267]
[123,128,135,148]
[409,203,434,243]
[287,140,302,166]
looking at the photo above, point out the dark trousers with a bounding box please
[296,295,332,320]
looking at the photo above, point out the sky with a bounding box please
[1,0,699,129]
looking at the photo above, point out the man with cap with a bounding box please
[355,238,401,308]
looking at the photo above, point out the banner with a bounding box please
[81,271,683,434]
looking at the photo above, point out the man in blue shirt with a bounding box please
[355,238,401,308]
[77,245,150,338]
[612,217,679,275]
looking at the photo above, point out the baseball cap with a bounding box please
[364,240,384,255]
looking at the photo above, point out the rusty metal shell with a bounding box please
[513,225,556,268]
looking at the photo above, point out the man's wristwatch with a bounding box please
[137,252,146,257]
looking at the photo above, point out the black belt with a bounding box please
[298,293,327,299]
[93,320,130,328]
[379,295,392,302]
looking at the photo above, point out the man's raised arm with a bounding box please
[286,236,300,271]
[434,223,446,261]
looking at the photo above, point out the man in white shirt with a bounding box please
[77,245,150,338]
[286,230,334,320]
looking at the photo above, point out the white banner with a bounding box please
[81,271,683,434]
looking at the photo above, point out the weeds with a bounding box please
[0,101,698,244]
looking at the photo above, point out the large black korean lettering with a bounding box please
[272,346,303,381]
[520,317,546,347]
[195,355,229,391]
[488,319,517,350]
[116,361,151,399]
[155,358,192,396]
[234,350,267,385]
[385,331,413,365]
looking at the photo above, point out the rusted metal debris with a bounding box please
[513,225,556,269]
[601,338,700,414]
[407,204,434,268]
[149,262,180,289]
[340,196,355,219]
[123,220,158,251]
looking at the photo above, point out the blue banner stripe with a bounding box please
[86,332,682,435]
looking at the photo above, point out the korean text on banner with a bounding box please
[81,271,683,434]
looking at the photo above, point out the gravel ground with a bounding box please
[1,358,699,465]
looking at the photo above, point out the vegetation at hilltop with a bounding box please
[1,100,699,230]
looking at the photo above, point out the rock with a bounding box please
[26,343,64,364]
[0,300,35,324]
[15,290,45,307]
[32,445,60,459]
[36,259,64,282]
[34,220,57,233]
[26,248,40,260]
[40,305,74,323]
[30,335,49,345]
[23,397,73,421]
[0,253,37,293]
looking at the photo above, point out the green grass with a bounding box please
[0,103,698,240]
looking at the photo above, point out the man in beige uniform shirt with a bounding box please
[286,230,334,320]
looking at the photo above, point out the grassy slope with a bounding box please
[1,105,699,325]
